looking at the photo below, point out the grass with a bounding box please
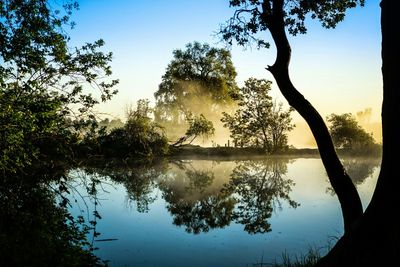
[251,247,323,267]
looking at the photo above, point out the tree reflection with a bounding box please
[343,157,381,185]
[84,161,168,213]
[327,157,381,195]
[0,164,105,266]
[225,159,299,234]
[159,159,298,234]
[159,162,236,234]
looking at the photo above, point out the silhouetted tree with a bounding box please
[221,0,399,265]
[221,78,294,153]
[327,113,376,150]
[326,157,381,195]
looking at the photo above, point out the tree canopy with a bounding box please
[221,0,364,48]
[154,42,238,125]
[0,0,118,172]
[221,78,294,153]
[327,113,376,150]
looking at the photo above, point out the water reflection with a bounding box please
[0,164,104,266]
[83,162,168,213]
[224,159,299,234]
[343,157,381,185]
[126,158,297,235]
[159,164,235,234]
[326,157,381,195]
[79,157,381,237]
[71,157,381,266]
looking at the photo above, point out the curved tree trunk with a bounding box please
[262,0,363,233]
[315,0,400,265]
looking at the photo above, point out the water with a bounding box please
[68,157,380,267]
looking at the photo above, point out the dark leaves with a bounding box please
[220,0,364,46]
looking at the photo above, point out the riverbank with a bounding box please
[168,145,319,159]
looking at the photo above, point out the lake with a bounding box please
[68,156,380,267]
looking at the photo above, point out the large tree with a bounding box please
[154,42,239,125]
[221,78,294,153]
[221,0,399,266]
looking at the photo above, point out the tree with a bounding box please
[327,113,376,150]
[173,114,215,146]
[221,78,294,153]
[221,0,399,266]
[0,0,118,172]
[99,99,168,158]
[1,1,117,264]
[154,42,239,126]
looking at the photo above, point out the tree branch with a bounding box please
[262,0,363,232]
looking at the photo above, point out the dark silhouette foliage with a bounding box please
[327,113,376,150]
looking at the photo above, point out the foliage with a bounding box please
[0,0,118,172]
[98,99,169,158]
[159,165,236,234]
[154,42,239,125]
[98,118,124,132]
[327,113,376,150]
[173,114,215,146]
[0,1,117,264]
[221,78,294,153]
[220,0,364,48]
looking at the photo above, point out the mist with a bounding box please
[157,80,237,147]
[287,107,382,149]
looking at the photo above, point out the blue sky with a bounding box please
[69,0,382,125]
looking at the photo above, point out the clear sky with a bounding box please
[68,0,382,145]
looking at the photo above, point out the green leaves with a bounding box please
[183,114,215,145]
[154,42,238,124]
[221,78,294,153]
[1,0,118,172]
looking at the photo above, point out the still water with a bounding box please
[69,157,380,267]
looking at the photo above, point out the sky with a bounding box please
[68,0,382,147]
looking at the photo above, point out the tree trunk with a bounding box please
[315,1,400,265]
[262,0,363,232]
